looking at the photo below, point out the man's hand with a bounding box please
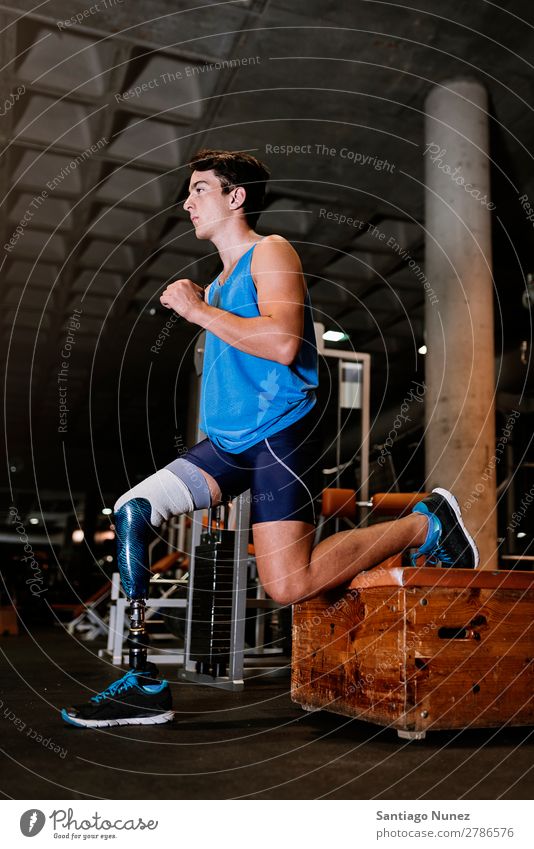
[160,278,205,321]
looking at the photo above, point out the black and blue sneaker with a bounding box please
[61,667,174,728]
[410,487,479,569]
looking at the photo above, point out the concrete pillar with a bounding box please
[424,79,497,569]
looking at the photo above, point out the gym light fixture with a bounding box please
[323,330,348,342]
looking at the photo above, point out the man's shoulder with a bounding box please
[256,233,291,250]
[258,233,288,245]
[251,235,306,302]
[252,234,301,267]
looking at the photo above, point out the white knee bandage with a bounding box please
[114,469,195,527]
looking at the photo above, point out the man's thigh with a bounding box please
[176,438,252,505]
[247,411,321,527]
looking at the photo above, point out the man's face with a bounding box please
[183,169,235,239]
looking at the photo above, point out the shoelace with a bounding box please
[427,547,454,565]
[411,543,454,567]
[91,670,139,703]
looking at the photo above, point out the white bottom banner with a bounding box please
[2,799,531,847]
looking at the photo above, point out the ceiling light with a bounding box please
[72,529,84,543]
[517,532,526,539]
[418,344,427,355]
[29,517,39,525]
[323,330,348,343]
[102,507,112,515]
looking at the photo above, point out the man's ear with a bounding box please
[229,185,247,212]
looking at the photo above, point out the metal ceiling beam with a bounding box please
[0,1,255,64]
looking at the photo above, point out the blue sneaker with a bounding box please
[61,667,174,728]
[410,487,479,568]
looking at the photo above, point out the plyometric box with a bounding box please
[291,565,534,740]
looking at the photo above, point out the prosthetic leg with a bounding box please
[113,497,156,675]
[113,461,212,676]
[61,462,211,727]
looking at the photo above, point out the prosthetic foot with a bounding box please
[61,497,172,728]
[61,667,173,728]
[127,598,161,683]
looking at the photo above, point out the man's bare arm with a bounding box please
[160,236,306,365]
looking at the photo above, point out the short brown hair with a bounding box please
[188,149,270,228]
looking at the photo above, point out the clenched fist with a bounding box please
[160,278,205,322]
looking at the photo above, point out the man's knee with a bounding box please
[261,573,311,606]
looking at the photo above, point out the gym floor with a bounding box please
[1,628,532,800]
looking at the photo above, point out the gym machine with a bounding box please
[314,322,371,524]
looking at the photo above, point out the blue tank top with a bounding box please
[200,242,318,453]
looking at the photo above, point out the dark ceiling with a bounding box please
[2,0,534,530]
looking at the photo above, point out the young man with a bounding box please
[62,150,479,728]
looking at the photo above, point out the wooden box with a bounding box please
[291,565,534,739]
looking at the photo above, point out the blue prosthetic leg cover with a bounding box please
[114,497,153,599]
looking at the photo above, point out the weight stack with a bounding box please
[189,524,235,678]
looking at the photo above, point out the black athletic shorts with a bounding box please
[181,404,322,525]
